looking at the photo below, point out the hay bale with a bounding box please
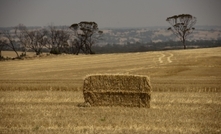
[83,74,151,108]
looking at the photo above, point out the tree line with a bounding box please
[1,13,212,58]
[92,40,221,54]
[0,22,103,58]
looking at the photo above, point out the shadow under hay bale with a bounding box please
[83,74,152,108]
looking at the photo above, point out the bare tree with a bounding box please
[14,24,49,55]
[25,28,48,55]
[15,24,30,55]
[69,21,103,55]
[166,14,196,49]
[47,25,70,54]
[0,39,7,57]
[1,30,20,57]
[47,25,58,52]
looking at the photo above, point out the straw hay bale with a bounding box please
[83,74,151,108]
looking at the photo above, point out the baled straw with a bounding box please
[83,74,151,108]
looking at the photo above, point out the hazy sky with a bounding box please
[0,0,220,28]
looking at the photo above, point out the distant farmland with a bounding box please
[0,47,221,133]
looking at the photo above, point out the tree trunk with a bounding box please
[75,48,80,55]
[36,50,41,55]
[182,37,186,49]
[23,48,27,56]
[0,45,4,57]
[15,51,19,57]
[9,42,19,57]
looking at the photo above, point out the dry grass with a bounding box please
[0,47,221,133]
[1,51,36,58]
[0,91,220,133]
[1,48,221,92]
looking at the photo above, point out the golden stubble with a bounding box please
[0,47,221,133]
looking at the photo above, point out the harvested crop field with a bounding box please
[0,47,221,133]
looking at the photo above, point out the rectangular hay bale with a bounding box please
[83,74,151,108]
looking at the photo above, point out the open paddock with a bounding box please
[0,47,221,133]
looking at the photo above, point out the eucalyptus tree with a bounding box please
[166,14,196,49]
[69,21,103,55]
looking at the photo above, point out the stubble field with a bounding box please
[0,47,221,133]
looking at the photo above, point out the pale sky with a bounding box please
[0,0,220,28]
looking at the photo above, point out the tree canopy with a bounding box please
[166,14,197,49]
[69,21,103,55]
